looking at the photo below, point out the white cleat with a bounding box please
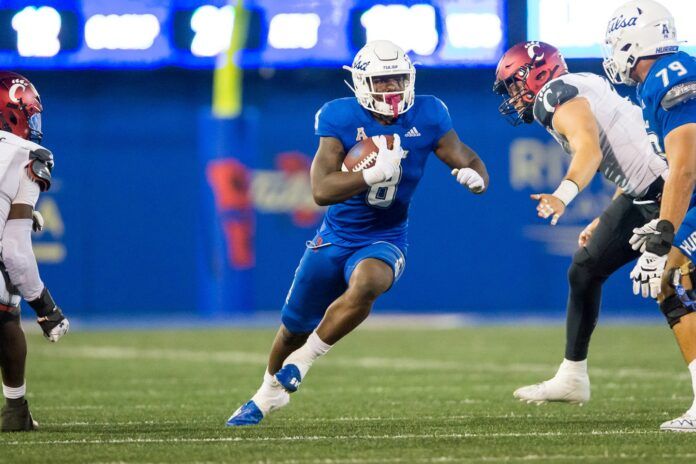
[514,373,590,406]
[660,412,696,432]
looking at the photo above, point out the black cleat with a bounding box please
[1,399,38,432]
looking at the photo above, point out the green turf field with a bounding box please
[2,325,695,463]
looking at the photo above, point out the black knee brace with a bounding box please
[661,262,696,328]
[660,294,695,328]
[568,249,606,288]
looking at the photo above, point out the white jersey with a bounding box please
[532,72,667,198]
[0,130,46,229]
[0,130,48,304]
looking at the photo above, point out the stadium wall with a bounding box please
[27,64,656,319]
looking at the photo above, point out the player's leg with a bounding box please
[315,258,393,343]
[226,242,350,426]
[0,309,37,432]
[0,194,36,432]
[274,242,404,393]
[657,208,696,431]
[225,326,310,425]
[267,325,310,374]
[515,195,656,404]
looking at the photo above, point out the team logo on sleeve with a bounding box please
[356,127,367,141]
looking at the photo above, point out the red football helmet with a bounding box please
[0,72,43,143]
[493,41,568,125]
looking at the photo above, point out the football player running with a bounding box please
[604,0,696,431]
[494,42,667,405]
[0,72,69,432]
[227,40,489,426]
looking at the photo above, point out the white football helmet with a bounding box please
[343,40,415,117]
[602,0,680,86]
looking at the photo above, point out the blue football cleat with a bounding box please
[226,400,264,426]
[275,364,302,392]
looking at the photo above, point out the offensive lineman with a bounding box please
[0,72,69,431]
[604,0,696,431]
[226,40,489,426]
[494,42,668,404]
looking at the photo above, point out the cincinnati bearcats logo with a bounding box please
[525,41,544,62]
[8,78,28,103]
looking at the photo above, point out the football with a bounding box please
[342,135,394,172]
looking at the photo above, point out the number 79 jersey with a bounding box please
[637,51,696,153]
[314,95,453,249]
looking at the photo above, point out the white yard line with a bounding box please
[0,429,663,446]
[250,454,696,464]
[32,345,689,380]
[51,410,671,427]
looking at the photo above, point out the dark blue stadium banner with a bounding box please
[0,0,505,69]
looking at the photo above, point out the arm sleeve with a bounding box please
[314,102,341,138]
[1,218,44,301]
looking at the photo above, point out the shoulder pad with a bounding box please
[27,148,54,192]
[418,95,449,118]
[661,81,696,111]
[29,147,53,163]
[315,98,355,130]
[533,78,580,128]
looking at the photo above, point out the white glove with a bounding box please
[32,210,44,232]
[451,168,485,193]
[630,251,667,298]
[363,134,404,186]
[629,218,659,253]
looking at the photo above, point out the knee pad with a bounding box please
[568,249,599,287]
[0,260,20,318]
[660,294,695,328]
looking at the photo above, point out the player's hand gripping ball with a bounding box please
[342,135,395,172]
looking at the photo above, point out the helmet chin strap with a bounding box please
[384,94,401,119]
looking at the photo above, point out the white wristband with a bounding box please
[553,179,579,206]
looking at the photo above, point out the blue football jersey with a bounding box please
[637,51,696,154]
[314,95,453,249]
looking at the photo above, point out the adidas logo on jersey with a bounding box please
[405,127,421,137]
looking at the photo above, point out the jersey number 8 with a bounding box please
[366,166,402,208]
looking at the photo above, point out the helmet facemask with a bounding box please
[344,68,415,119]
[27,112,42,143]
[494,67,536,126]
